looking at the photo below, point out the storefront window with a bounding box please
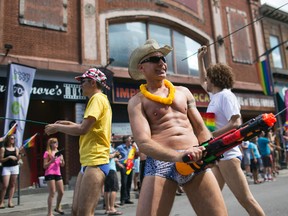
[269,35,283,69]
[108,22,201,77]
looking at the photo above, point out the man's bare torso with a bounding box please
[140,86,199,150]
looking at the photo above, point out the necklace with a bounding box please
[140,79,175,105]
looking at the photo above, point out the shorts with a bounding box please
[261,155,272,168]
[104,170,119,192]
[2,165,19,176]
[45,175,62,181]
[144,156,207,186]
[133,158,140,173]
[80,163,110,176]
[250,158,261,171]
[242,150,251,166]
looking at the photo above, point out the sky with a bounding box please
[260,0,288,12]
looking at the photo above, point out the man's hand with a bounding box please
[45,124,59,135]
[197,46,207,59]
[182,145,206,163]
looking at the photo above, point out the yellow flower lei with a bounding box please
[139,79,175,105]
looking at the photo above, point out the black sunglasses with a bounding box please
[140,56,166,64]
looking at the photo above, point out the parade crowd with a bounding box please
[0,39,287,216]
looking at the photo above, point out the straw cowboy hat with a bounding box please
[128,39,173,80]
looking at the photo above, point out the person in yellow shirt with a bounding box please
[45,68,112,216]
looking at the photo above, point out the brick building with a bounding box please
[0,0,281,188]
[260,3,288,125]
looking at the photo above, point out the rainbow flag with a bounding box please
[201,112,216,132]
[257,59,272,95]
[3,123,17,138]
[23,133,37,148]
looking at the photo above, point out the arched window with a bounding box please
[108,22,201,77]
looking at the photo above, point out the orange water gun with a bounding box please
[125,146,136,175]
[176,113,277,175]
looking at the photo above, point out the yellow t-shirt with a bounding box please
[79,93,112,166]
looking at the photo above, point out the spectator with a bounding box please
[43,138,65,216]
[268,129,280,176]
[198,45,265,215]
[248,138,263,184]
[45,68,112,216]
[0,135,21,208]
[241,141,252,177]
[116,135,134,205]
[283,129,288,166]
[132,141,140,191]
[138,152,147,191]
[258,131,273,181]
[104,144,122,215]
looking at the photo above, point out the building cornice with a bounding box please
[260,4,288,22]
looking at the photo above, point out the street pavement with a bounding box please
[0,168,287,216]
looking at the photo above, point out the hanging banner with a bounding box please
[4,63,36,148]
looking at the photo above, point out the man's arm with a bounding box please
[54,120,77,126]
[128,95,203,162]
[182,87,212,144]
[45,116,95,136]
[213,114,242,137]
[198,46,208,92]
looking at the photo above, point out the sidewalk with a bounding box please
[0,186,139,215]
[1,168,287,215]
[0,188,74,215]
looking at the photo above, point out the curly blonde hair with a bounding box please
[207,63,234,89]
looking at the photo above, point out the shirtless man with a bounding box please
[127,39,228,216]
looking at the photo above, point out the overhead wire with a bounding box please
[181,2,288,61]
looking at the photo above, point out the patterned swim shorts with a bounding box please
[144,156,206,185]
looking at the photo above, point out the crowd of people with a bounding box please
[240,129,283,184]
[0,39,287,216]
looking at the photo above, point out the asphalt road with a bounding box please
[94,170,288,216]
[4,170,288,216]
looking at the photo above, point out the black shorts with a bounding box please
[250,158,260,171]
[104,170,119,192]
[45,175,62,181]
[261,155,272,168]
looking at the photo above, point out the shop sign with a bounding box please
[236,93,275,111]
[188,88,210,107]
[113,81,210,106]
[112,81,275,111]
[113,82,140,104]
[0,77,86,101]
